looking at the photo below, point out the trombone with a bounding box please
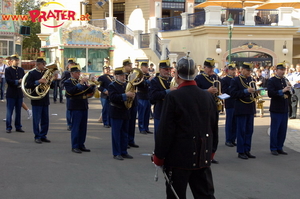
[213,78,223,111]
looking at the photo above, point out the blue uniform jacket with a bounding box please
[25,69,50,106]
[136,73,151,100]
[149,76,172,120]
[108,81,130,120]
[221,75,235,109]
[230,75,256,115]
[97,74,114,99]
[267,76,290,113]
[195,73,220,90]
[64,78,95,110]
[5,66,24,98]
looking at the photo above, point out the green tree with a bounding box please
[15,0,41,60]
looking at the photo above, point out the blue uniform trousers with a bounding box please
[53,80,63,102]
[0,77,5,100]
[32,105,49,139]
[154,118,160,139]
[6,97,23,130]
[137,99,151,132]
[270,112,288,151]
[70,110,88,149]
[225,108,236,143]
[111,118,129,156]
[128,106,138,145]
[66,98,72,128]
[236,114,254,153]
[100,97,110,126]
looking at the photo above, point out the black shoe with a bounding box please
[225,142,234,147]
[128,143,139,148]
[146,130,153,134]
[238,153,248,159]
[16,129,25,132]
[277,150,288,155]
[271,150,278,155]
[121,154,133,159]
[290,116,296,119]
[67,127,71,131]
[140,130,147,135]
[245,151,256,158]
[60,101,64,104]
[35,139,42,144]
[232,142,237,146]
[114,155,124,160]
[79,147,91,152]
[41,138,51,143]
[127,145,131,149]
[211,159,219,164]
[6,129,11,133]
[72,148,82,153]
[103,125,111,128]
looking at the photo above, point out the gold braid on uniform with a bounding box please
[238,75,255,104]
[158,76,170,90]
[202,73,214,85]
[65,78,91,96]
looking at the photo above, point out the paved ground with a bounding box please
[0,94,300,199]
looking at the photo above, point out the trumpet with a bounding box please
[213,78,223,111]
[284,77,293,95]
[249,80,259,100]
[79,75,102,98]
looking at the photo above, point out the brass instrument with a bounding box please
[213,78,223,111]
[249,80,259,100]
[79,74,102,98]
[124,68,144,109]
[284,77,293,95]
[21,62,58,100]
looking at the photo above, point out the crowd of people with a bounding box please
[1,53,299,198]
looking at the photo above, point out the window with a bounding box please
[86,4,92,16]
[0,40,8,56]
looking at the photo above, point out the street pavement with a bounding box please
[0,95,300,199]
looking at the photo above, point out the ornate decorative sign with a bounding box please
[61,24,112,46]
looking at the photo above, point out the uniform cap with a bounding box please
[11,54,19,60]
[114,67,126,75]
[68,58,75,63]
[241,62,253,71]
[276,63,286,70]
[123,58,132,66]
[227,64,236,70]
[204,58,215,68]
[70,64,81,72]
[159,60,172,69]
[36,57,46,63]
[141,62,149,67]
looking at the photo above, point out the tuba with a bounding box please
[249,79,259,101]
[124,68,144,109]
[213,78,223,111]
[21,62,58,100]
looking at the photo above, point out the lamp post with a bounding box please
[227,14,234,64]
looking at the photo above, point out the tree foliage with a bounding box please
[15,0,41,60]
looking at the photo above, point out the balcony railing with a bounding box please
[88,19,107,29]
[188,11,205,29]
[155,35,162,57]
[157,16,182,32]
[115,19,134,45]
[255,10,279,26]
[140,33,150,48]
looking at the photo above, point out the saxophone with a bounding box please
[124,68,144,109]
[21,62,58,100]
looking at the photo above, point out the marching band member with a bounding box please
[123,58,139,148]
[97,66,114,128]
[61,58,76,131]
[5,54,25,133]
[230,62,256,160]
[64,64,95,154]
[267,63,291,155]
[221,64,237,147]
[136,62,154,135]
[194,58,220,164]
[153,55,217,199]
[149,60,176,135]
[25,57,51,143]
[108,67,135,160]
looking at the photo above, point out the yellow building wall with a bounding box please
[125,0,150,32]
[91,0,109,19]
